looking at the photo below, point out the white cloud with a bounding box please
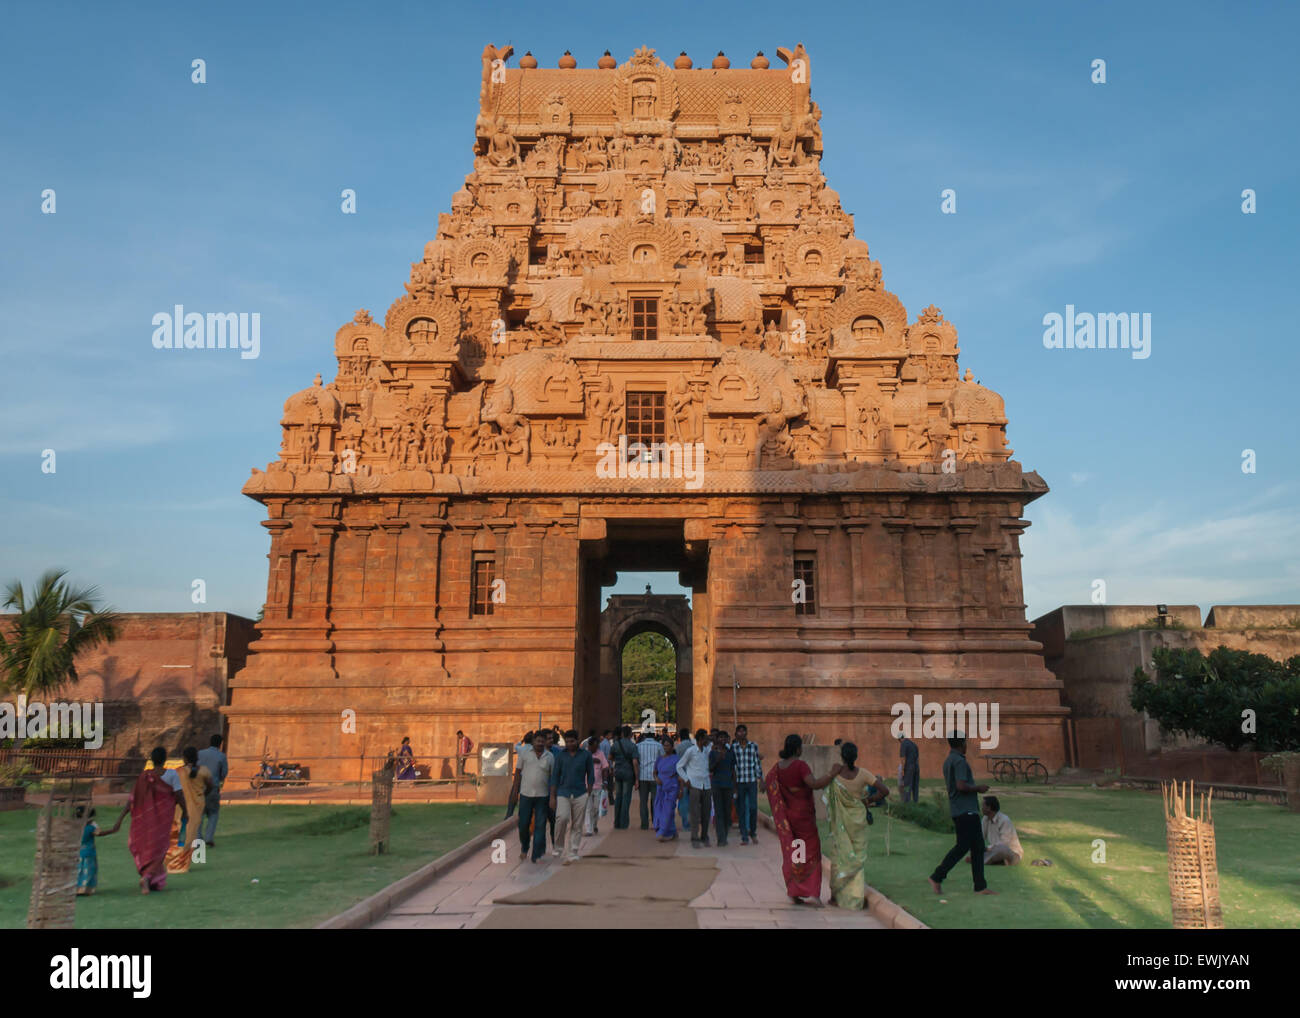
[1021,493,1300,621]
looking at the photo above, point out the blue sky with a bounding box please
[1,0,1296,623]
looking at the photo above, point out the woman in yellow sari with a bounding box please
[823,741,890,909]
[165,747,213,874]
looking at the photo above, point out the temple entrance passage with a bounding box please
[607,583,690,730]
[573,519,705,736]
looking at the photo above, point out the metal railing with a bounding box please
[2,748,492,801]
[0,749,141,780]
[228,754,482,799]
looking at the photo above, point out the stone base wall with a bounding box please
[227,494,1070,781]
[0,612,254,760]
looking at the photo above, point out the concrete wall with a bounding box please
[1031,604,1300,768]
[1031,604,1202,661]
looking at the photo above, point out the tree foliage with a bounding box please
[621,631,675,725]
[0,570,120,698]
[1130,645,1300,751]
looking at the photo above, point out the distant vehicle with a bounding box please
[249,757,309,788]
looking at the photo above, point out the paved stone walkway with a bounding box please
[371,817,887,929]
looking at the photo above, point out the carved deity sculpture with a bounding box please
[669,375,701,443]
[577,136,609,172]
[755,390,796,468]
[855,402,882,449]
[905,419,933,456]
[527,304,567,347]
[660,125,682,170]
[608,124,627,169]
[486,116,520,168]
[421,418,451,472]
[768,112,806,168]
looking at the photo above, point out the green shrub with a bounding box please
[886,788,953,832]
[1131,646,1300,751]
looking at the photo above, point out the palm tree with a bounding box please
[0,570,120,700]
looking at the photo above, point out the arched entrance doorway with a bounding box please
[598,592,692,734]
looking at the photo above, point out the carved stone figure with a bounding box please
[669,375,701,443]
[486,116,520,167]
[768,112,806,168]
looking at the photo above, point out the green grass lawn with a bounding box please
[768,781,1300,929]
[0,802,502,929]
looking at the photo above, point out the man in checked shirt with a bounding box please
[729,723,763,845]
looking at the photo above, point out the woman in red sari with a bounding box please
[765,734,841,905]
[122,747,181,894]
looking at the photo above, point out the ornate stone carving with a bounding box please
[718,89,751,134]
[539,92,571,132]
[483,116,521,168]
[383,296,462,360]
[453,236,511,285]
[614,48,680,129]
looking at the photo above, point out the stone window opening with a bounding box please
[851,316,884,341]
[625,391,666,462]
[630,296,659,341]
[407,318,437,344]
[794,555,817,616]
[471,553,496,616]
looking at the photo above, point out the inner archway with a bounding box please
[620,626,677,729]
[597,583,692,736]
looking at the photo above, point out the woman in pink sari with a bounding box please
[123,747,181,894]
[765,734,839,905]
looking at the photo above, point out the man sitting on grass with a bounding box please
[981,795,1023,866]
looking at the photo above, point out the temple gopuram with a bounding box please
[228,44,1067,779]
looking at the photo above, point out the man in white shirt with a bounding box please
[981,795,1023,866]
[675,729,713,847]
[512,733,554,863]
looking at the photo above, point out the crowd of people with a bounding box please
[508,725,1024,908]
[75,735,229,896]
[84,725,1022,909]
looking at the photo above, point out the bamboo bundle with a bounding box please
[370,767,395,855]
[27,782,91,929]
[1162,780,1223,929]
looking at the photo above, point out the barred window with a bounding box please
[794,556,816,616]
[630,297,658,341]
[471,554,496,616]
[626,391,665,460]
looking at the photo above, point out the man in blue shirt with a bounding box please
[548,729,594,864]
[608,726,639,830]
[928,735,996,895]
[709,730,737,846]
[196,734,229,846]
